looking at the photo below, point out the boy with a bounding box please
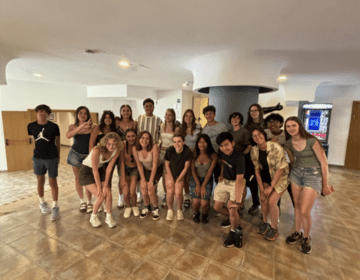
[214,132,245,248]
[27,104,61,221]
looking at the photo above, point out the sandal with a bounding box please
[86,204,93,214]
[184,199,191,208]
[79,202,87,212]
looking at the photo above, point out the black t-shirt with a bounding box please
[164,145,193,177]
[259,149,269,171]
[218,149,245,180]
[27,121,60,159]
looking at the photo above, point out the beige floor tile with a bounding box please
[304,254,344,279]
[146,221,175,240]
[201,260,237,280]
[210,245,244,270]
[340,267,360,280]
[8,230,49,253]
[166,229,196,249]
[164,270,197,280]
[128,233,161,256]
[186,235,219,258]
[107,248,144,278]
[273,245,306,271]
[1,223,36,244]
[129,259,170,280]
[333,247,360,273]
[23,237,65,264]
[0,244,19,262]
[70,232,105,254]
[173,251,209,279]
[242,251,274,280]
[175,219,199,236]
[274,262,309,280]
[0,216,24,232]
[16,266,51,280]
[58,258,101,280]
[0,254,36,279]
[87,240,124,263]
[91,267,126,280]
[148,241,185,268]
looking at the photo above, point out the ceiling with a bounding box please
[1,0,360,90]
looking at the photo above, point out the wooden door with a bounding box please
[2,111,34,172]
[345,101,360,170]
[90,112,98,125]
[193,97,209,128]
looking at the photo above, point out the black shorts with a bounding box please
[79,165,106,186]
[143,164,163,185]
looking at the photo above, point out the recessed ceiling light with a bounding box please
[34,73,42,78]
[278,76,287,81]
[182,82,189,87]
[119,61,130,67]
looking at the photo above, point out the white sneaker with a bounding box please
[105,215,117,228]
[118,195,124,208]
[166,209,174,221]
[90,214,102,227]
[124,207,132,218]
[152,208,160,221]
[132,206,140,217]
[177,209,184,221]
[137,192,142,203]
[39,202,52,214]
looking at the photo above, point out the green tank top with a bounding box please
[284,138,321,168]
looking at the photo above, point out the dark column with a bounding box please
[209,86,260,128]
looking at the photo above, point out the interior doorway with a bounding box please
[193,97,209,128]
[345,101,360,170]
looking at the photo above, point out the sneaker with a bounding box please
[248,204,259,215]
[224,231,237,248]
[105,215,117,228]
[235,227,243,248]
[86,204,93,214]
[213,208,221,217]
[140,206,151,219]
[201,213,209,224]
[117,195,124,208]
[192,212,200,223]
[39,202,52,214]
[161,195,167,207]
[79,202,87,212]
[124,207,132,218]
[132,206,140,217]
[152,208,160,220]
[258,222,270,235]
[264,226,278,241]
[90,214,102,227]
[286,231,304,245]
[300,237,312,254]
[166,209,174,221]
[177,209,184,221]
[221,218,231,228]
[137,192,143,203]
[51,207,61,221]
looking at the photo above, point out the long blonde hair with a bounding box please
[95,132,123,152]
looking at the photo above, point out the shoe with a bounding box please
[184,199,191,208]
[213,208,221,217]
[51,207,61,221]
[192,212,200,223]
[137,192,143,203]
[152,208,160,220]
[286,231,304,245]
[79,202,87,212]
[177,209,184,221]
[117,195,124,208]
[124,207,132,218]
[90,213,102,227]
[221,218,231,228]
[161,195,167,207]
[258,222,270,235]
[98,205,104,212]
[235,227,243,248]
[140,206,151,219]
[105,215,117,228]
[248,204,259,215]
[166,210,174,221]
[86,204,93,214]
[132,206,140,217]
[300,237,312,254]
[264,226,278,241]
[201,214,209,224]
[39,202,52,214]
[224,231,237,248]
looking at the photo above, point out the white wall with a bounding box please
[0,88,6,170]
[155,90,182,122]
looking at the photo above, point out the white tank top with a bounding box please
[82,148,117,168]
[137,151,153,170]
[159,123,174,149]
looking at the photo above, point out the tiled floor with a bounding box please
[1,151,360,279]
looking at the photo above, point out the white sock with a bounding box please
[106,213,111,218]
[119,194,123,199]
[39,197,45,204]
[52,201,58,208]
[80,198,86,204]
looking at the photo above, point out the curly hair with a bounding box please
[228,112,244,125]
[264,113,284,128]
[99,111,117,133]
[135,131,154,151]
[95,132,123,152]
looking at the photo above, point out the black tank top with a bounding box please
[72,133,91,155]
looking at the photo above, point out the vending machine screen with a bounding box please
[304,109,330,141]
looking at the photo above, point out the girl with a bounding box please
[250,128,289,241]
[284,117,333,254]
[133,131,163,220]
[119,129,140,218]
[79,132,123,228]
[66,106,95,212]
[190,134,217,224]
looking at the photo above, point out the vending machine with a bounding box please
[300,103,333,157]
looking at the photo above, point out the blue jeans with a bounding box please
[189,176,213,201]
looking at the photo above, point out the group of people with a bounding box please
[27,98,333,254]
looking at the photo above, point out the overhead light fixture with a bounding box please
[119,61,130,68]
[34,73,42,78]
[182,82,189,87]
[278,76,287,81]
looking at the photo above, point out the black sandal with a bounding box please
[184,199,191,208]
[79,202,87,212]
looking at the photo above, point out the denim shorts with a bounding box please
[67,148,87,168]
[119,165,139,177]
[189,176,213,201]
[32,157,58,178]
[289,166,322,193]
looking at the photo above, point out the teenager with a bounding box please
[164,134,193,221]
[244,104,265,215]
[119,129,139,218]
[250,128,289,241]
[27,104,61,221]
[284,117,333,254]
[190,134,217,224]
[66,106,95,212]
[133,131,163,220]
[159,109,180,207]
[79,132,122,228]
[214,132,245,248]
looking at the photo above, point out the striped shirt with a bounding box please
[135,114,163,144]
